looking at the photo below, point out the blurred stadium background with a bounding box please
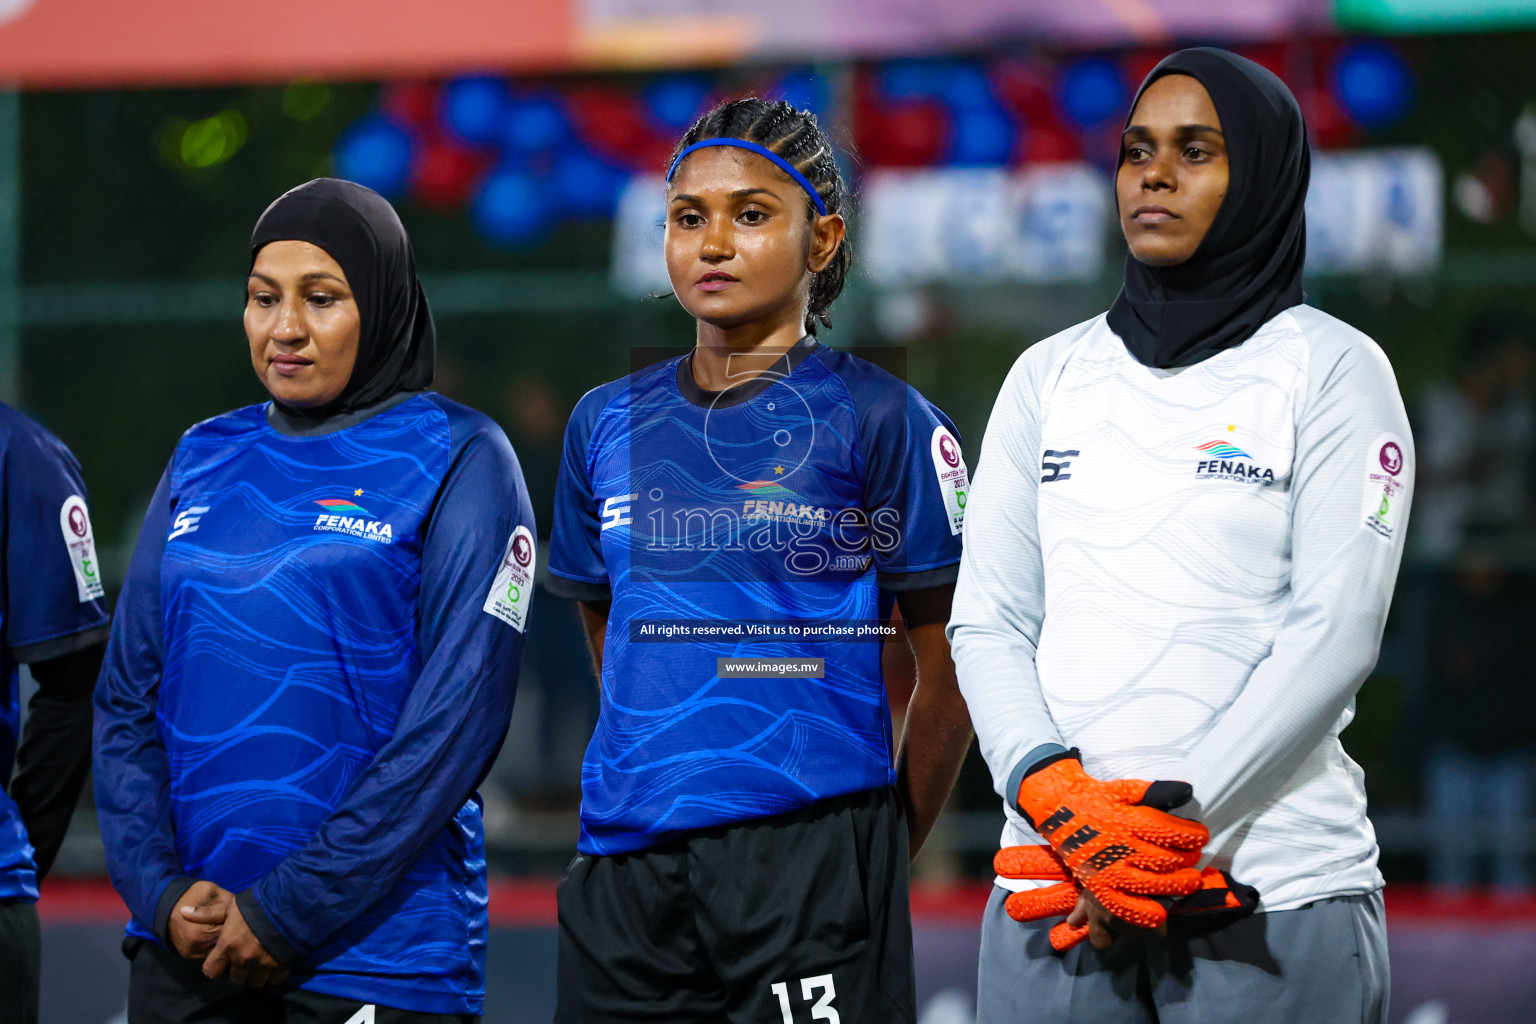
[6,0,1536,1020]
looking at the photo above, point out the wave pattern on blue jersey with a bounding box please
[98,394,531,1015]
[550,341,963,854]
[152,404,476,1001]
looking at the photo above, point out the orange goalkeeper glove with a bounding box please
[1013,751,1208,929]
[994,845,1260,951]
[993,845,1090,951]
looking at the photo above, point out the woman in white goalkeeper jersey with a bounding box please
[949,47,1411,1024]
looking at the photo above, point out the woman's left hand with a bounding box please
[201,898,288,988]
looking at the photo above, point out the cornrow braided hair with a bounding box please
[670,97,851,335]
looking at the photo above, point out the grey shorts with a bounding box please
[976,886,1389,1024]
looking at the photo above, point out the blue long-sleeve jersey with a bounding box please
[94,393,533,1015]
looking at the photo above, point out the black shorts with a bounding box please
[555,786,915,1024]
[0,899,40,1024]
[124,937,479,1024]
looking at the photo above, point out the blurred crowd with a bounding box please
[1406,310,1536,894]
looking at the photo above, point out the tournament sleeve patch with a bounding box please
[1361,433,1409,543]
[59,494,106,602]
[483,524,536,631]
[930,425,969,536]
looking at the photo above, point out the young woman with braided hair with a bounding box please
[547,98,974,1022]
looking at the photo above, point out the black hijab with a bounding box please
[250,178,435,421]
[1106,47,1309,370]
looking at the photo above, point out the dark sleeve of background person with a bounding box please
[10,641,106,880]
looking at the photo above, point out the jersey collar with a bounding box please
[265,389,422,437]
[675,336,819,410]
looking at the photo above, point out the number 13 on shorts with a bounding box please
[771,974,839,1023]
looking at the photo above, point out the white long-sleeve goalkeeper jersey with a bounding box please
[948,304,1413,912]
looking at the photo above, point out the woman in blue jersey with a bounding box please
[547,99,975,1023]
[950,48,1410,1024]
[94,178,535,1024]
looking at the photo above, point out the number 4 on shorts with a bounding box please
[770,974,839,1024]
[341,1006,376,1024]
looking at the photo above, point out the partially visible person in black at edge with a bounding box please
[0,402,112,1024]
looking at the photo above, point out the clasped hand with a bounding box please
[167,880,288,988]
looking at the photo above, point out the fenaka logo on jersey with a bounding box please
[630,482,895,575]
[737,480,836,524]
[59,495,105,602]
[1193,439,1276,485]
[312,495,394,544]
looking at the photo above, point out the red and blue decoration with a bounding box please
[334,42,1415,250]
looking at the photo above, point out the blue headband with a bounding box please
[666,138,829,216]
